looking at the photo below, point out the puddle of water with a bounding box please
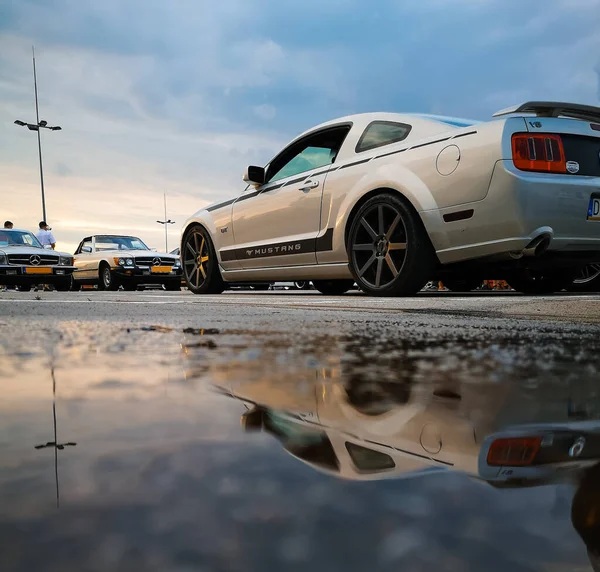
[1,319,600,571]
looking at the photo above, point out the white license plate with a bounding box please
[588,197,600,221]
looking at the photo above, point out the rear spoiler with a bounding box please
[493,101,600,123]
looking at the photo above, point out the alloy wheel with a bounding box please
[573,264,600,284]
[350,203,408,290]
[183,229,211,290]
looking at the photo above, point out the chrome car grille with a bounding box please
[134,256,175,267]
[7,254,60,266]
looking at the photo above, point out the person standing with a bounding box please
[35,221,56,250]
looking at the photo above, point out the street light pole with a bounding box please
[156,192,175,252]
[14,46,61,223]
[32,47,47,222]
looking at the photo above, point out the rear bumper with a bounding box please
[0,265,74,285]
[426,160,600,265]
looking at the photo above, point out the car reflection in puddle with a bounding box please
[209,371,600,570]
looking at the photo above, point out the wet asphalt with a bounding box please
[1,289,600,571]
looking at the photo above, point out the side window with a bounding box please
[345,442,396,473]
[267,125,351,183]
[77,239,92,254]
[355,121,412,153]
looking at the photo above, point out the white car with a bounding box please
[181,101,600,296]
[72,234,182,291]
[0,228,75,291]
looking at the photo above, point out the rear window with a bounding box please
[356,121,412,153]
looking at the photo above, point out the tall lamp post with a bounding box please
[14,47,61,222]
[157,193,175,252]
[34,366,76,508]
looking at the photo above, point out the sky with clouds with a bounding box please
[1,0,599,254]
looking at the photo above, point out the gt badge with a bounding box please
[566,161,580,174]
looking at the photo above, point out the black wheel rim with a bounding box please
[351,203,407,289]
[574,264,600,284]
[183,230,210,289]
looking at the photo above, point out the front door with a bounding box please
[231,125,350,269]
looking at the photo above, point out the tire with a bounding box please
[164,281,182,291]
[181,225,225,294]
[347,193,436,296]
[294,281,311,290]
[70,277,82,291]
[506,270,575,295]
[568,264,600,293]
[98,264,119,291]
[312,279,354,295]
[442,277,483,292]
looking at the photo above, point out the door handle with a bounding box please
[299,180,319,192]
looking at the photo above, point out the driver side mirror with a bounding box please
[81,246,92,253]
[243,166,265,186]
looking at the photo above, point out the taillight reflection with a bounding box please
[511,133,566,173]
[487,436,542,466]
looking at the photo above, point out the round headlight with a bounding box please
[118,258,125,265]
[126,258,134,266]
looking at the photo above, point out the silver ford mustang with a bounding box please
[181,101,600,296]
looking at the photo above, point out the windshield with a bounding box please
[0,230,43,248]
[94,235,149,251]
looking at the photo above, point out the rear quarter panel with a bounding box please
[319,120,511,262]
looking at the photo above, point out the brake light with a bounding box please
[511,133,566,173]
[487,436,542,466]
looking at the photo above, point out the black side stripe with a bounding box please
[315,227,334,251]
[236,190,260,203]
[372,132,477,162]
[375,147,407,160]
[260,182,284,193]
[206,198,236,212]
[409,137,450,150]
[338,157,371,170]
[310,168,331,177]
[451,130,477,139]
[283,175,308,186]
[219,228,334,262]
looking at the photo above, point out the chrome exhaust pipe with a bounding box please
[522,235,551,257]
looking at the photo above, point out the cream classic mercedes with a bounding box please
[0,228,75,291]
[181,101,600,296]
[72,234,182,291]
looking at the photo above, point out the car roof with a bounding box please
[283,111,481,154]
[299,111,480,134]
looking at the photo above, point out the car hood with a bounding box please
[0,246,72,257]
[106,250,179,260]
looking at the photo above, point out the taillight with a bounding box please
[487,436,542,466]
[511,133,566,173]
